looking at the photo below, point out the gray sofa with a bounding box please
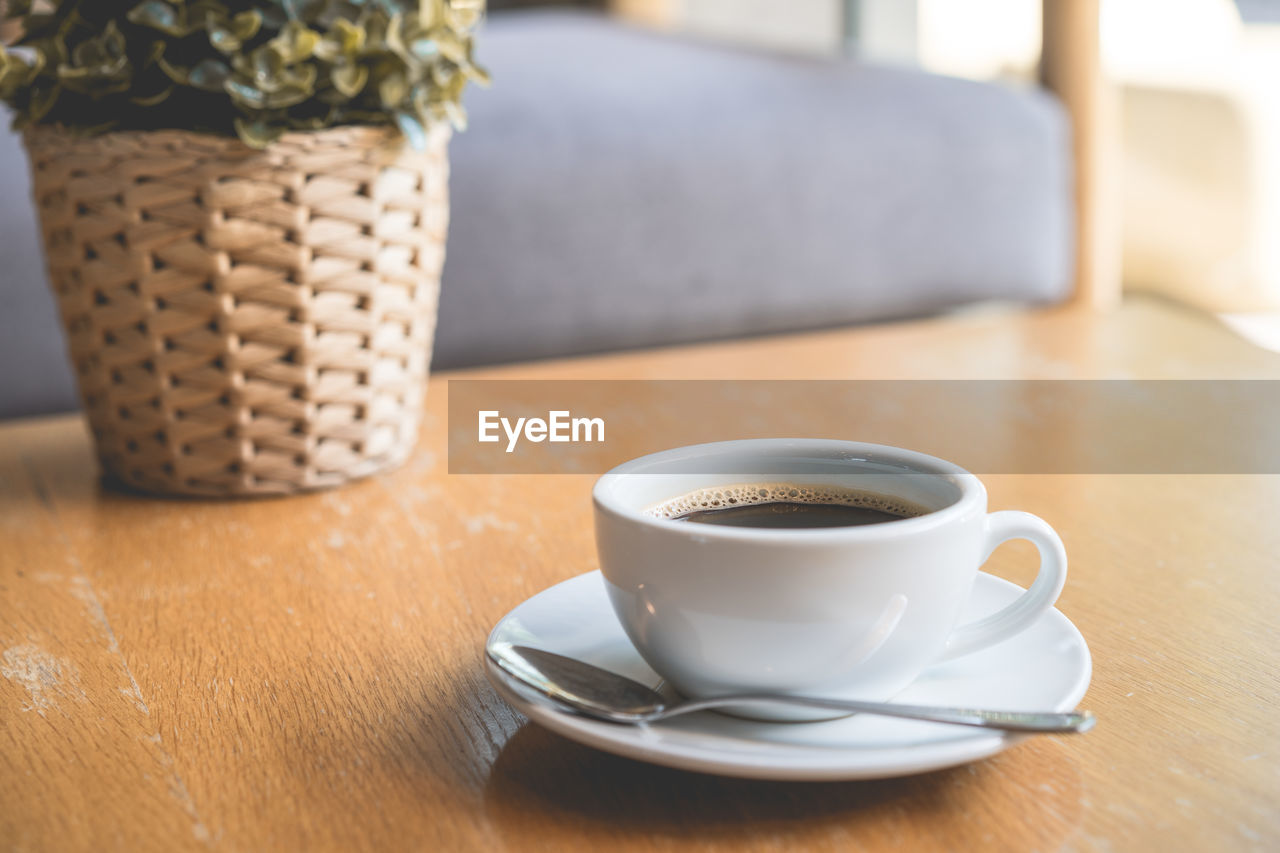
[0,11,1071,418]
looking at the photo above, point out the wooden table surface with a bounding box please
[3,297,1278,852]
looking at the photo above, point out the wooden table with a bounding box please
[3,297,1277,852]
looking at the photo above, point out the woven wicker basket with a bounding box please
[25,124,450,497]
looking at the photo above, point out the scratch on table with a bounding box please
[70,576,150,715]
[70,572,214,845]
[464,513,518,535]
[20,453,55,512]
[322,492,354,517]
[1,643,87,715]
[20,454,215,845]
[407,448,437,473]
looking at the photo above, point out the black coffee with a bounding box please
[650,483,929,529]
[673,501,917,529]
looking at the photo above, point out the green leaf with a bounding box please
[330,61,368,97]
[127,2,200,38]
[394,110,424,149]
[225,78,266,108]
[0,47,34,98]
[0,0,491,148]
[187,58,230,92]
[131,85,174,106]
[207,11,262,54]
[378,70,407,109]
[231,11,262,41]
[272,21,321,64]
[234,116,285,148]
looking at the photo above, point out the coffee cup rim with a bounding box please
[592,439,985,542]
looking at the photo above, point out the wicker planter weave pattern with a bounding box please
[25,125,449,496]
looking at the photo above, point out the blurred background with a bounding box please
[5,0,1280,418]
[603,0,1280,323]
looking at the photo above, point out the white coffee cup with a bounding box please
[592,439,1067,721]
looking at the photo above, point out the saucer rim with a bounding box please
[484,570,1093,781]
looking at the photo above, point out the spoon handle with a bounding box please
[663,695,1096,733]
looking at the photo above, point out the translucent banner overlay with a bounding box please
[446,380,1280,474]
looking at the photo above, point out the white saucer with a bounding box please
[485,571,1092,781]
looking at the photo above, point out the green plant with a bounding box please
[0,0,488,147]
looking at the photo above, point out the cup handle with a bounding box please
[938,511,1068,661]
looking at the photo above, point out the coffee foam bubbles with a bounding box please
[647,483,927,520]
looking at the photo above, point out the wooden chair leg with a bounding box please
[1041,0,1123,310]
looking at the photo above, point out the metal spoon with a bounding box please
[488,645,1096,733]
